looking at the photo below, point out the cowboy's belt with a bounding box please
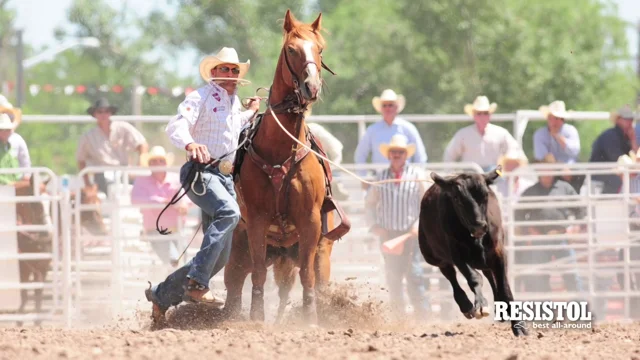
[218,159,233,175]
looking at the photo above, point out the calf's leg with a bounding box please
[493,254,528,337]
[455,261,489,319]
[439,264,473,317]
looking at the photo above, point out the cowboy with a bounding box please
[589,105,638,194]
[534,100,583,193]
[443,96,522,172]
[146,47,260,325]
[354,89,427,188]
[76,98,149,195]
[131,146,191,267]
[365,134,430,321]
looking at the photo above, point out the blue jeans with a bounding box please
[150,161,241,309]
[381,231,429,318]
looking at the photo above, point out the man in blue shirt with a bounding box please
[354,89,427,189]
[534,100,583,192]
[590,106,638,194]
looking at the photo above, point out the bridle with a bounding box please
[269,39,336,116]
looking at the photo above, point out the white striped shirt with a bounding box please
[165,81,255,162]
[366,165,427,231]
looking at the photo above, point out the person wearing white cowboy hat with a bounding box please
[77,97,149,196]
[494,150,534,198]
[444,95,521,171]
[0,94,22,129]
[355,89,427,188]
[131,145,190,268]
[589,104,639,194]
[364,133,430,320]
[534,100,581,163]
[0,112,31,185]
[150,46,261,323]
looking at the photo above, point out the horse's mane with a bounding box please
[283,23,326,48]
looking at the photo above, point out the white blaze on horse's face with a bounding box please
[302,40,321,99]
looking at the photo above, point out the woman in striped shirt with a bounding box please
[365,134,430,320]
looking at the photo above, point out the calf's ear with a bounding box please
[484,165,502,185]
[430,172,450,188]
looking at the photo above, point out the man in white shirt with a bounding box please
[443,96,523,171]
[146,47,260,325]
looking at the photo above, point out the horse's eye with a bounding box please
[287,47,296,54]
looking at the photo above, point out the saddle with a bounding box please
[233,115,350,242]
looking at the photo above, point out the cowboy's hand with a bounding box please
[185,143,211,164]
[247,97,261,112]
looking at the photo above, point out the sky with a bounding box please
[11,0,640,80]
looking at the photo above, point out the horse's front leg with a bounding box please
[246,216,269,322]
[295,209,323,326]
[223,226,251,320]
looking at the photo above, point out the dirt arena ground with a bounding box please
[1,284,639,360]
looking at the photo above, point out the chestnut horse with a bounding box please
[224,9,348,325]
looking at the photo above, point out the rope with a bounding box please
[266,106,437,189]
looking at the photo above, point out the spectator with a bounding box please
[589,105,638,194]
[443,95,523,172]
[365,134,430,321]
[495,150,534,200]
[0,110,31,186]
[76,98,149,196]
[535,100,583,193]
[515,155,585,295]
[354,89,427,188]
[131,146,190,267]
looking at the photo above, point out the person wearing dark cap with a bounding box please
[76,98,149,195]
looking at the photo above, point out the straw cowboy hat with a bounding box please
[539,100,571,119]
[379,134,416,158]
[0,95,22,128]
[0,113,15,130]
[464,96,497,116]
[140,146,175,167]
[372,89,406,114]
[610,105,637,122]
[199,47,251,83]
[497,150,529,170]
[86,98,118,116]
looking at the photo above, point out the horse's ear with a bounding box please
[311,13,322,32]
[283,9,297,33]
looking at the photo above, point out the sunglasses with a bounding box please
[389,149,406,155]
[217,66,240,75]
[382,103,396,108]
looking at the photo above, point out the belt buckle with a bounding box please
[219,159,233,175]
